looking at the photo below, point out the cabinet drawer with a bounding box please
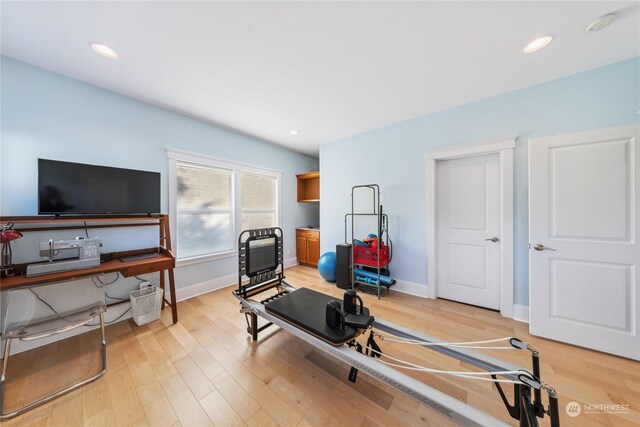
[296,229,319,239]
[124,260,172,277]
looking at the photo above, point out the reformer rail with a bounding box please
[234,227,559,427]
[234,288,511,427]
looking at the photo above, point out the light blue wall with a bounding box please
[320,57,640,306]
[0,56,319,290]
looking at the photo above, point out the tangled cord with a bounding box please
[92,273,129,301]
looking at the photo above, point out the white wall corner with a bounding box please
[513,304,530,323]
[393,279,430,298]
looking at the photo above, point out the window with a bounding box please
[176,162,233,258]
[168,150,280,265]
[241,172,277,231]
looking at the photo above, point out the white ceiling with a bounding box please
[2,2,638,156]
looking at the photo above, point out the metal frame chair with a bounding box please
[0,285,107,420]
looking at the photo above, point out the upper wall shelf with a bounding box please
[296,171,320,203]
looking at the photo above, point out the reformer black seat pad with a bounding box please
[265,287,367,345]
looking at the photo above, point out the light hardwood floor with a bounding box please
[2,265,639,426]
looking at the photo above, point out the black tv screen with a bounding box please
[38,159,161,215]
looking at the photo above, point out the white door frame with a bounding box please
[426,136,516,318]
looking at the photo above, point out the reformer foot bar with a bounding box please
[234,228,560,427]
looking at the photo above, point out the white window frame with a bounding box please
[168,149,282,267]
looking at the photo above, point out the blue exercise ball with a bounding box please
[317,252,337,282]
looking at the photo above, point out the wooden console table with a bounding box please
[0,214,178,324]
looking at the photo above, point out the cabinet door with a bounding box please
[296,237,307,264]
[307,238,320,267]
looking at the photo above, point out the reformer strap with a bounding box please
[373,332,527,350]
[368,331,550,390]
[364,345,536,385]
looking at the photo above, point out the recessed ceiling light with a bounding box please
[523,35,554,54]
[289,130,299,136]
[586,14,616,33]
[89,42,118,59]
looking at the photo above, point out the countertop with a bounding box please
[296,227,320,232]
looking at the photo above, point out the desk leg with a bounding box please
[168,269,178,324]
[160,270,166,310]
[159,215,177,323]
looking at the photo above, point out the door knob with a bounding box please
[533,244,556,251]
[484,237,499,243]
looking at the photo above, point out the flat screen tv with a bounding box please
[38,159,161,215]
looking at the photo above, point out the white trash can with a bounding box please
[130,285,163,326]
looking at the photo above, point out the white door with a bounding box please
[529,124,640,360]
[437,154,501,309]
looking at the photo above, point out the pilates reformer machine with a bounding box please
[233,228,561,427]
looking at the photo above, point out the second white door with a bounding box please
[529,124,639,359]
[437,154,501,309]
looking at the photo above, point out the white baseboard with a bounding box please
[175,273,236,301]
[391,281,530,324]
[284,257,299,268]
[513,304,530,323]
[175,257,299,302]
[392,279,429,298]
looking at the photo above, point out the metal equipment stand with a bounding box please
[344,184,390,298]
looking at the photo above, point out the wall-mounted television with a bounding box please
[38,159,161,215]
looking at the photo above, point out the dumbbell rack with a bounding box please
[344,184,390,299]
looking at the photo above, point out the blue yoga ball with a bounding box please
[317,252,337,282]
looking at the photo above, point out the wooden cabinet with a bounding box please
[307,236,320,265]
[296,171,320,202]
[296,236,308,264]
[296,228,320,266]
